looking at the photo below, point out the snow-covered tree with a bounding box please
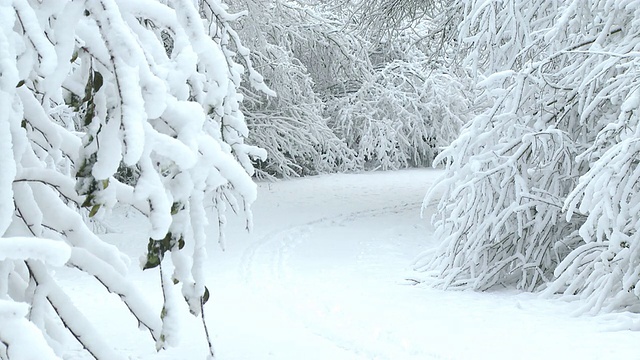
[328,57,470,170]
[420,0,640,314]
[273,2,370,100]
[215,0,469,175]
[0,0,268,358]
[228,0,358,178]
[320,3,472,171]
[541,0,640,314]
[337,0,438,38]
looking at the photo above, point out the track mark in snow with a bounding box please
[238,200,432,359]
[239,201,422,283]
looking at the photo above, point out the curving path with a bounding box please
[63,169,640,359]
[202,169,640,360]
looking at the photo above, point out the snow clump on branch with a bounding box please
[0,0,270,358]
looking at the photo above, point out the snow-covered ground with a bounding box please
[60,169,640,359]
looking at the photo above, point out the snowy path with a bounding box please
[63,170,640,359]
[206,170,440,360]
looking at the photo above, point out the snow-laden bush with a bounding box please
[540,0,640,314]
[230,0,358,178]
[278,3,370,100]
[418,73,582,291]
[224,0,468,175]
[327,53,471,170]
[0,0,268,357]
[418,0,585,291]
[343,0,443,41]
[421,0,640,314]
[311,4,474,171]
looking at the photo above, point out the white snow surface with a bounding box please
[0,237,70,266]
[59,169,640,359]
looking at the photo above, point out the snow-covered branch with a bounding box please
[1,0,266,357]
[422,0,640,316]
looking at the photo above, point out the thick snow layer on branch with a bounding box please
[174,0,231,106]
[12,182,45,237]
[28,261,127,360]
[0,237,71,266]
[0,106,15,237]
[0,300,59,360]
[160,99,204,153]
[92,109,123,180]
[135,170,172,240]
[116,0,178,29]
[144,122,197,170]
[18,87,81,160]
[42,1,84,97]
[423,0,640,315]
[12,0,57,76]
[0,12,19,237]
[199,136,258,204]
[0,299,29,320]
[1,1,267,357]
[0,117,14,236]
[15,168,82,204]
[32,183,130,274]
[69,247,162,340]
[157,259,182,349]
[88,0,147,166]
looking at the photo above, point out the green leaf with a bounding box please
[143,252,160,270]
[144,235,174,270]
[81,194,94,208]
[69,93,81,111]
[88,204,101,217]
[202,287,210,305]
[16,80,25,88]
[93,71,103,92]
[170,202,183,215]
[82,95,97,126]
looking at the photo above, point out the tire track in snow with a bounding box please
[238,200,436,359]
[239,201,423,283]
